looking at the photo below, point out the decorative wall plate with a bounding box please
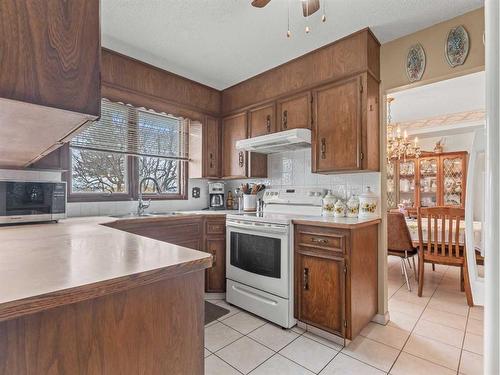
[445,25,469,67]
[406,43,426,83]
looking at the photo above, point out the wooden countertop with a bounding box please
[0,216,212,322]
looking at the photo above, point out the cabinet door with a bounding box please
[0,0,101,116]
[296,252,345,336]
[204,116,221,178]
[248,103,276,137]
[312,77,362,172]
[222,112,247,178]
[418,156,439,208]
[277,92,311,131]
[440,153,467,207]
[206,237,226,292]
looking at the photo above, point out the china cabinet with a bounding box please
[387,151,468,211]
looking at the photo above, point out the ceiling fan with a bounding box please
[251,0,321,17]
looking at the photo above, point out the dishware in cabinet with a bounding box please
[440,152,467,207]
[418,156,439,208]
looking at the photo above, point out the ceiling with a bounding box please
[391,71,485,123]
[101,0,483,90]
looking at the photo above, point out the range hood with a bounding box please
[236,128,311,154]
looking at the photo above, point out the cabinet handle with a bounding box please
[283,110,288,129]
[266,114,271,132]
[303,267,309,290]
[209,161,214,168]
[209,152,213,160]
[321,138,327,159]
[311,237,328,244]
[238,151,245,167]
[212,250,217,266]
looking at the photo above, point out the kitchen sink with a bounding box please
[110,211,188,218]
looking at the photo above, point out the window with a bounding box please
[68,99,188,202]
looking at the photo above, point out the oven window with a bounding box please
[230,232,281,278]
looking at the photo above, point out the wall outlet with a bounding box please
[192,187,200,198]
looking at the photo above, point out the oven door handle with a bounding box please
[226,221,288,234]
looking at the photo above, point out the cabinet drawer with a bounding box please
[206,220,226,235]
[295,226,346,254]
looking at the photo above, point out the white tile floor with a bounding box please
[205,257,484,374]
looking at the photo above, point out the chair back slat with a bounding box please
[417,207,465,261]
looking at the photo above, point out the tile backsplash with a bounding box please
[226,149,381,201]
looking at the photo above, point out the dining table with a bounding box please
[405,217,483,255]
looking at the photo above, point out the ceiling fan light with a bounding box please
[287,30,291,38]
[321,14,326,22]
[305,25,310,34]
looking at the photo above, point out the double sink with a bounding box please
[110,211,189,219]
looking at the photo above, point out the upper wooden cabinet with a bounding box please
[0,0,101,168]
[312,73,379,173]
[222,112,267,179]
[204,117,222,178]
[222,112,248,178]
[277,92,312,131]
[189,116,221,179]
[248,103,276,137]
[0,0,101,115]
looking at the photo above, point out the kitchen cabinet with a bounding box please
[222,112,268,179]
[190,116,221,179]
[248,103,276,137]
[205,217,226,292]
[294,221,379,340]
[0,0,101,168]
[387,151,468,211]
[106,215,227,293]
[312,73,379,173]
[222,112,248,178]
[277,92,312,131]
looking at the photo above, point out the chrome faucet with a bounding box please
[137,177,161,216]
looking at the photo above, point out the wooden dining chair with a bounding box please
[417,207,473,306]
[387,212,418,291]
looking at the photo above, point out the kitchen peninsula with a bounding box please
[0,217,212,375]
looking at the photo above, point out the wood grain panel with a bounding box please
[222,29,379,114]
[102,49,220,117]
[0,271,205,375]
[248,102,276,137]
[204,116,222,177]
[0,0,101,116]
[296,253,345,337]
[312,76,361,172]
[348,224,378,339]
[277,92,312,131]
[206,238,226,293]
[222,112,248,178]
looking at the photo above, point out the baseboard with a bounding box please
[204,292,226,300]
[372,311,391,325]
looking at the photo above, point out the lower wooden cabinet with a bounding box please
[294,221,379,340]
[105,215,227,293]
[204,217,226,292]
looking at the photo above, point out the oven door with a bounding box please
[226,219,289,298]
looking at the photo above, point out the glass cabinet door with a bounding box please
[442,156,465,206]
[387,161,397,209]
[419,157,439,207]
[398,160,416,208]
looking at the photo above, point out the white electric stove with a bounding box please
[225,188,325,328]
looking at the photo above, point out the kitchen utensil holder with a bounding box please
[243,194,257,212]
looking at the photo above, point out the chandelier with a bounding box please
[386,97,421,161]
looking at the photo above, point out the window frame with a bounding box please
[65,100,189,203]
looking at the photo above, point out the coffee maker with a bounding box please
[208,182,225,210]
